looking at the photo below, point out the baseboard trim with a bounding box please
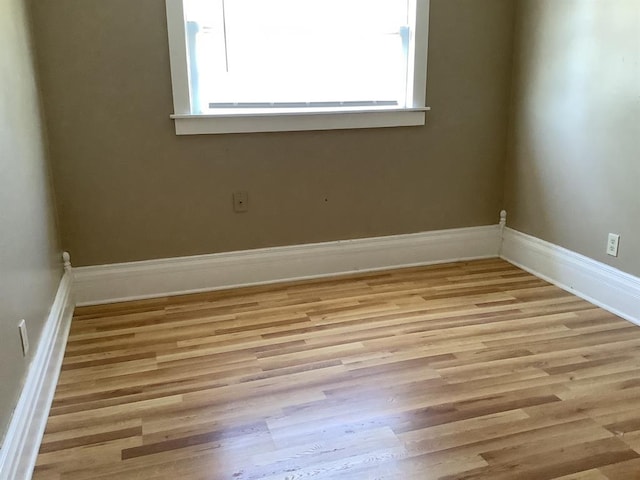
[74,225,502,306]
[0,271,75,480]
[501,227,640,326]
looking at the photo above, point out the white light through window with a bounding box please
[183,0,416,114]
[166,0,430,134]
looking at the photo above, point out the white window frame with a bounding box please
[165,0,431,135]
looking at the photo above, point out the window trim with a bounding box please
[165,0,431,135]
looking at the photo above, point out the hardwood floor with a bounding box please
[33,259,640,479]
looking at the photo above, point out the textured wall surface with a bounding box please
[31,0,515,266]
[506,0,640,276]
[0,0,61,443]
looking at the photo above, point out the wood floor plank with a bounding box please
[34,259,640,479]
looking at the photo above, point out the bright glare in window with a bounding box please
[182,0,415,114]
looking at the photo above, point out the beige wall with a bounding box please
[30,0,516,267]
[0,0,62,442]
[506,0,640,276]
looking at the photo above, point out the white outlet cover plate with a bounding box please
[607,233,620,257]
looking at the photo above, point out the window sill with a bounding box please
[170,107,430,135]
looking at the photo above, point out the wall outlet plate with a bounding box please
[18,319,29,356]
[233,191,249,213]
[607,233,620,257]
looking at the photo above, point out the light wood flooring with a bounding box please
[33,259,640,479]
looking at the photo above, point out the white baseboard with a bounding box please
[0,272,75,480]
[501,228,640,326]
[73,225,502,306]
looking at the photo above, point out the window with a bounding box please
[166,0,430,135]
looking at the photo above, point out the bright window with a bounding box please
[166,0,430,134]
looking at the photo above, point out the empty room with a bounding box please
[2,0,640,478]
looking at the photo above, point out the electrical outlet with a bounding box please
[233,191,249,213]
[18,319,29,356]
[607,233,620,257]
